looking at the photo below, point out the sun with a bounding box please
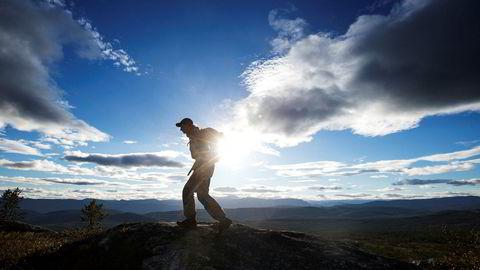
[216,132,256,167]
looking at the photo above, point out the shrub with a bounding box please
[0,188,23,222]
[433,225,480,270]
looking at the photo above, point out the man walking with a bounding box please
[176,118,232,230]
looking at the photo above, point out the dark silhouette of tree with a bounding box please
[0,187,24,222]
[81,199,107,231]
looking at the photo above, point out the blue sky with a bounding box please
[1,0,479,201]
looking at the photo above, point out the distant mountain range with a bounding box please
[19,196,480,214]
[19,197,312,214]
[19,198,183,214]
[361,196,480,212]
[17,196,480,231]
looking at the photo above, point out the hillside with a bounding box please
[22,209,156,231]
[17,222,418,270]
[242,209,480,235]
[146,205,429,222]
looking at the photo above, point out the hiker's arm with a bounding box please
[187,160,201,176]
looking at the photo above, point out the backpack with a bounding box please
[189,128,223,162]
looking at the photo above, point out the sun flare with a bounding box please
[216,132,257,167]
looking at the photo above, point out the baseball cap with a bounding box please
[175,118,193,127]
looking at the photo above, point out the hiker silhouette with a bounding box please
[175,118,232,231]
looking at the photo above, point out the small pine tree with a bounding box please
[0,187,24,222]
[80,199,107,231]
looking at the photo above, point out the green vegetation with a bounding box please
[344,228,480,269]
[81,199,108,231]
[0,188,23,222]
[432,226,480,269]
[244,219,480,269]
[0,231,63,269]
[0,227,103,269]
[0,198,109,269]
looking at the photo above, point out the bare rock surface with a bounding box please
[19,222,419,270]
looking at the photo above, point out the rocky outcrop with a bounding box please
[19,222,419,270]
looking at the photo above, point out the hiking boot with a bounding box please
[216,217,232,232]
[177,218,197,229]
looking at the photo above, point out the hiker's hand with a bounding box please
[188,161,198,176]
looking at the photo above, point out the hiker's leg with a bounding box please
[197,189,226,221]
[197,166,226,221]
[182,173,199,220]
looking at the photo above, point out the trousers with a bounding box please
[182,163,226,221]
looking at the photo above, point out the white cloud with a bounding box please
[0,138,43,156]
[252,143,280,156]
[268,146,480,178]
[420,147,480,162]
[288,179,318,183]
[0,175,131,187]
[424,191,479,198]
[402,162,475,176]
[231,0,480,146]
[393,178,480,186]
[317,190,480,200]
[77,18,140,74]
[308,185,342,191]
[30,141,51,150]
[0,157,162,183]
[268,9,307,53]
[0,0,143,146]
[0,184,176,200]
[0,159,67,172]
[123,140,138,144]
[214,187,239,193]
[134,171,186,183]
[241,186,283,193]
[64,151,185,168]
[267,161,345,177]
[451,179,480,186]
[334,193,371,199]
[210,184,308,198]
[376,186,406,192]
[455,139,480,147]
[370,175,389,179]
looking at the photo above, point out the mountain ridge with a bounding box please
[18,196,480,214]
